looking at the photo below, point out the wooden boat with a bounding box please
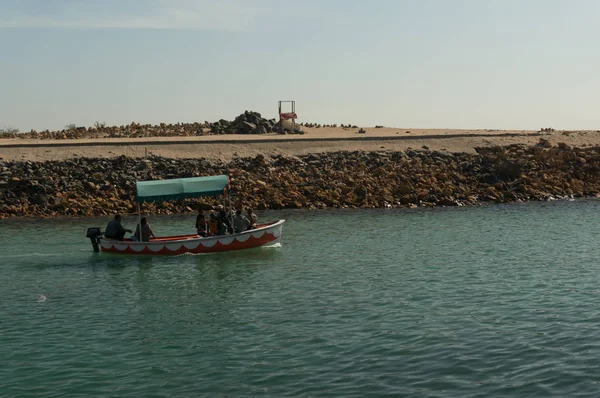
[86,175,284,255]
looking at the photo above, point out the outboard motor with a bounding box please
[86,227,103,252]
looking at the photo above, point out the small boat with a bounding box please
[86,175,284,255]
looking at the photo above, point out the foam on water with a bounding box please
[4,252,66,259]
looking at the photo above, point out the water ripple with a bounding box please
[2,203,600,396]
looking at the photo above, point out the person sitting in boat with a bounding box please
[215,204,232,232]
[216,217,229,236]
[233,209,250,233]
[104,214,132,240]
[247,208,258,230]
[133,217,155,242]
[208,212,218,236]
[196,211,208,237]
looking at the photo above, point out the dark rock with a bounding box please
[241,122,257,134]
[30,194,49,206]
[494,160,521,181]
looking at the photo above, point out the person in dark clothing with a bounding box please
[216,218,228,236]
[104,214,132,240]
[196,211,208,237]
[215,204,232,233]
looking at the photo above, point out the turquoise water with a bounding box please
[2,202,600,397]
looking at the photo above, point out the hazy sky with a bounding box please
[1,0,599,131]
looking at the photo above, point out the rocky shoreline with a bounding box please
[1,142,599,219]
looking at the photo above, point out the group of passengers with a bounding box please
[195,205,258,237]
[104,205,258,242]
[105,214,155,242]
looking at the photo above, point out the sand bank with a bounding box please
[2,127,599,162]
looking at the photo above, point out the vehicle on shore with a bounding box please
[86,175,284,255]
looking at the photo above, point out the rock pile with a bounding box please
[1,143,600,218]
[0,111,303,140]
[0,122,209,140]
[209,111,276,134]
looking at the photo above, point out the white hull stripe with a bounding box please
[100,220,284,254]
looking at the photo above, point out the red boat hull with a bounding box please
[100,220,284,255]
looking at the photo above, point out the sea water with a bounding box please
[1,201,600,397]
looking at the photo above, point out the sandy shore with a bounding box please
[1,127,599,161]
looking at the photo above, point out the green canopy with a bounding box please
[135,175,229,203]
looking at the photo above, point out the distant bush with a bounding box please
[0,126,20,138]
[65,124,77,130]
[0,127,19,134]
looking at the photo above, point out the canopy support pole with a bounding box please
[137,202,141,240]
[227,187,234,233]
